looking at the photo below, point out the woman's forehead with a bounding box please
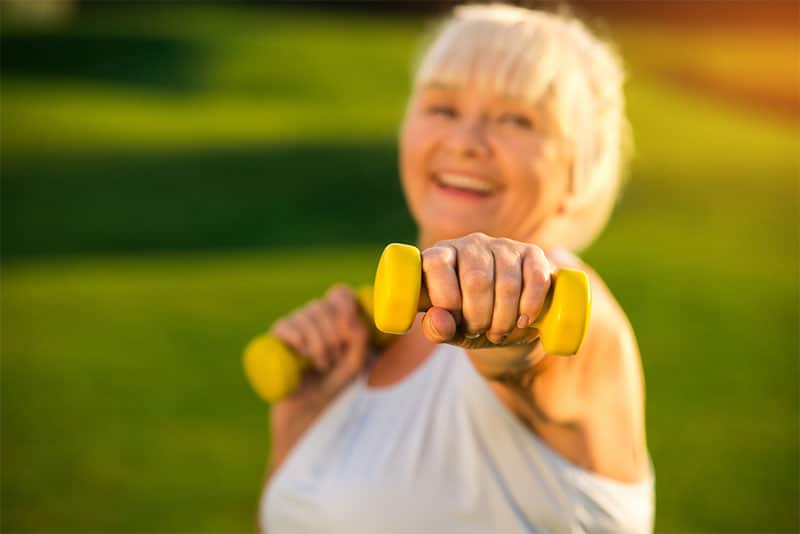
[415,80,557,115]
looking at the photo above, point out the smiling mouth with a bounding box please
[432,173,497,197]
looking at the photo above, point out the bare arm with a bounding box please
[257,285,371,531]
[475,262,649,482]
[415,234,648,483]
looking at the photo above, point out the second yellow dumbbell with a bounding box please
[243,286,394,403]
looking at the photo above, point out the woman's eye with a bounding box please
[427,104,458,118]
[499,113,533,129]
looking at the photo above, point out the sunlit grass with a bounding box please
[615,22,797,99]
[1,80,405,154]
[1,6,418,155]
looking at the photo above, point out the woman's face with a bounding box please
[400,83,571,249]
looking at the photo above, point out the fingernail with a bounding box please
[464,331,482,339]
[517,315,529,329]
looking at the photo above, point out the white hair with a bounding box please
[412,3,631,251]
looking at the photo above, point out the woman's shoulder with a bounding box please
[542,249,649,483]
[546,248,630,335]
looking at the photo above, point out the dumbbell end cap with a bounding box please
[243,335,303,403]
[538,269,592,356]
[374,243,422,335]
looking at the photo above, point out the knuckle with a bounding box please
[524,262,550,286]
[288,308,309,325]
[329,282,350,293]
[462,234,483,248]
[423,246,455,269]
[525,243,545,258]
[302,307,321,326]
[461,269,492,292]
[494,236,517,250]
[468,231,488,241]
[318,297,337,316]
[304,299,322,313]
[327,284,353,301]
[313,300,337,323]
[270,318,288,334]
[333,297,357,320]
[502,243,523,260]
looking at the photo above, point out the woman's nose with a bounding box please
[444,116,490,159]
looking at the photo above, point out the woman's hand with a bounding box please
[267,285,370,472]
[420,232,553,351]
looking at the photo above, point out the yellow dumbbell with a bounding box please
[373,243,591,355]
[243,286,395,403]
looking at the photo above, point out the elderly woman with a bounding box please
[261,3,653,532]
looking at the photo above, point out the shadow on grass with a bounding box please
[0,32,209,93]
[2,135,796,260]
[1,141,417,258]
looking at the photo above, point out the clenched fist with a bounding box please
[419,232,553,347]
[270,284,371,404]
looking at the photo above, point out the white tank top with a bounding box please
[262,344,654,533]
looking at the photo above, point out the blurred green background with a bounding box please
[1,1,797,532]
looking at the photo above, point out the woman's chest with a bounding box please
[263,361,574,533]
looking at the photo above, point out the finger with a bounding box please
[327,285,363,356]
[487,243,522,344]
[326,284,359,319]
[421,244,462,324]
[323,314,370,397]
[343,313,370,371]
[457,240,494,337]
[306,299,340,362]
[422,307,458,343]
[517,246,552,328]
[290,304,331,370]
[270,318,307,356]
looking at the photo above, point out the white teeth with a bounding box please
[435,173,495,193]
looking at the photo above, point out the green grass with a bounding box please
[2,4,798,532]
[0,6,417,156]
[1,248,379,531]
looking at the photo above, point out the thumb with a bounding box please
[422,307,457,343]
